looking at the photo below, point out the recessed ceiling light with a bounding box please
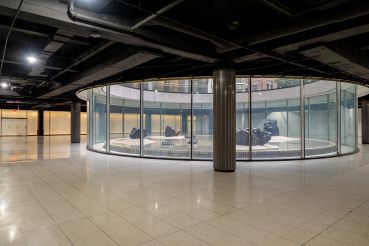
[89,32,101,38]
[1,82,9,89]
[27,56,37,64]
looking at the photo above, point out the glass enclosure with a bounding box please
[81,78,359,160]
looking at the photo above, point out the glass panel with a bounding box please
[193,78,213,159]
[341,83,356,154]
[304,80,337,157]
[92,87,107,151]
[109,83,140,156]
[236,78,250,160]
[143,80,191,158]
[251,78,301,159]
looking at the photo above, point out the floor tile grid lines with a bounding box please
[301,192,369,245]
[24,166,146,245]
[153,230,213,246]
[23,166,126,245]
[14,158,366,246]
[15,170,58,222]
[24,163,184,244]
[202,212,311,245]
[185,222,263,246]
[23,159,253,245]
[10,168,75,245]
[39,160,186,207]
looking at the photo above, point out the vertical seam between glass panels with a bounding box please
[87,90,90,147]
[300,79,305,159]
[190,77,193,160]
[355,84,358,151]
[337,82,341,155]
[248,77,252,160]
[106,86,110,153]
[140,82,143,157]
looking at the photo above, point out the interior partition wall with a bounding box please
[0,109,87,136]
[82,78,359,160]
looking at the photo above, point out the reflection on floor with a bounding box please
[0,136,87,163]
[1,136,369,245]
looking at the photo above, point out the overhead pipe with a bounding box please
[0,0,24,75]
[130,0,186,31]
[69,0,239,53]
[116,0,240,53]
[240,1,369,45]
[68,0,130,32]
[50,40,115,80]
[68,0,184,32]
[67,0,218,63]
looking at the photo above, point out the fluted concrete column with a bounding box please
[37,109,44,136]
[362,99,369,144]
[71,101,81,143]
[213,67,236,172]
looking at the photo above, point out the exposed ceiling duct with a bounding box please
[39,50,160,99]
[239,1,369,45]
[28,29,74,77]
[68,0,239,54]
[300,45,369,82]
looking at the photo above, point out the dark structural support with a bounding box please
[71,101,81,143]
[37,109,44,136]
[362,99,369,144]
[213,67,236,172]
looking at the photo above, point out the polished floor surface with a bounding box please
[1,136,369,245]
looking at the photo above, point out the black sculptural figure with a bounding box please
[236,128,271,146]
[129,128,148,139]
[263,119,280,136]
[236,128,249,146]
[165,126,181,137]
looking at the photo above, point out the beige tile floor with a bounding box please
[1,136,369,245]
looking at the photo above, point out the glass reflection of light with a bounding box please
[0,202,6,215]
[9,225,17,241]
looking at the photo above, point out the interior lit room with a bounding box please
[1,0,369,245]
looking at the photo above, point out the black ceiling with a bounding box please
[1,0,369,108]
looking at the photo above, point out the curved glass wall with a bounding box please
[82,78,360,160]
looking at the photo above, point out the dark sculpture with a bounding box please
[236,128,271,146]
[129,128,147,139]
[165,126,181,137]
[263,119,280,136]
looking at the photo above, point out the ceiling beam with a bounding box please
[38,50,160,99]
[237,1,369,45]
[0,0,217,63]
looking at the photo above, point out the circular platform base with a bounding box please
[93,136,338,159]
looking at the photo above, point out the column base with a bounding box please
[214,169,236,172]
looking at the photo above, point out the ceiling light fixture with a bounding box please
[89,32,101,38]
[1,82,9,89]
[26,56,37,64]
